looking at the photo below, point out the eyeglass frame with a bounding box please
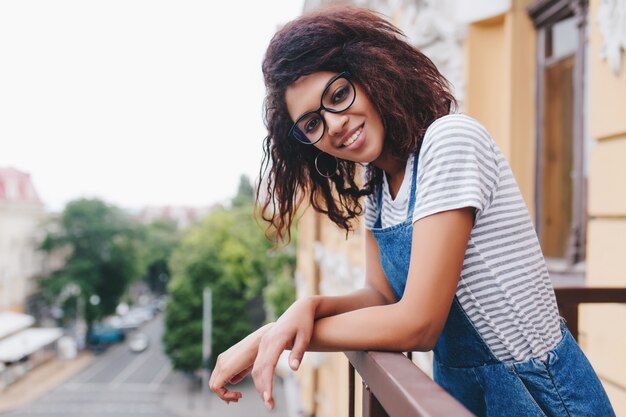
[288,71,356,145]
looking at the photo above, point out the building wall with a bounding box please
[464,0,537,216]
[292,0,626,416]
[0,168,46,313]
[293,206,363,417]
[580,0,626,414]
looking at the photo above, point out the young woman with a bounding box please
[209,6,615,417]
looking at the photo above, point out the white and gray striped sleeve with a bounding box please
[413,115,499,222]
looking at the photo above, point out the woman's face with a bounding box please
[285,71,386,165]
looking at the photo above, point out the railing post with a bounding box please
[349,362,355,417]
[559,303,579,342]
[362,382,389,417]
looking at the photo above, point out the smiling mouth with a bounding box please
[341,126,363,148]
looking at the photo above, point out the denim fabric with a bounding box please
[370,152,615,417]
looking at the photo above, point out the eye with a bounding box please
[302,114,323,134]
[331,85,350,104]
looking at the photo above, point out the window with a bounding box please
[529,0,587,268]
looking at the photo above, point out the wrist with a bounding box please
[253,322,275,345]
[303,295,322,318]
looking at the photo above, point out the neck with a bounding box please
[371,152,407,200]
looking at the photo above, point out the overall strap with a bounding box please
[405,151,420,221]
[373,181,384,229]
[373,151,420,228]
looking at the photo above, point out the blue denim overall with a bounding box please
[370,154,615,417]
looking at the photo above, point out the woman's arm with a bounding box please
[253,208,474,409]
[311,230,398,318]
[210,231,394,404]
[209,322,274,403]
[310,209,473,351]
[263,230,397,371]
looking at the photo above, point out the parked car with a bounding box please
[128,332,149,353]
[88,323,125,351]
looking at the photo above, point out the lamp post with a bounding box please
[202,288,212,393]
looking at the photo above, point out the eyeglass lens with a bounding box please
[292,75,355,144]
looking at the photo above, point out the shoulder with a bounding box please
[425,113,490,135]
[418,114,497,167]
[423,114,495,149]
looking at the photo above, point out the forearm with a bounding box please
[246,322,275,349]
[308,301,436,352]
[309,286,390,319]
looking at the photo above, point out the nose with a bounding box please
[324,111,348,137]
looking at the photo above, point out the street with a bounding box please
[1,315,288,417]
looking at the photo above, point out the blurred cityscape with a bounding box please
[2,0,626,417]
[0,167,293,417]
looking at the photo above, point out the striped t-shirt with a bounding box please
[364,114,562,362]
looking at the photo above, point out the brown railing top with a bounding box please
[553,286,626,303]
[345,350,474,417]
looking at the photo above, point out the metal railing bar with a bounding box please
[349,362,355,417]
[345,351,474,417]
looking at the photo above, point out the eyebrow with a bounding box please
[295,73,340,121]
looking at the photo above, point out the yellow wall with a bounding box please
[464,0,537,217]
[295,206,364,417]
[466,0,626,412]
[294,0,626,415]
[580,0,626,414]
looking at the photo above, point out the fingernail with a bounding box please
[291,359,300,369]
[263,391,270,402]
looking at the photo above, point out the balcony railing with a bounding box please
[345,286,626,417]
[553,286,626,342]
[345,350,474,417]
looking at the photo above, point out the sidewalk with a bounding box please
[0,352,93,414]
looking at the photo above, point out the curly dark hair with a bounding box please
[257,6,456,242]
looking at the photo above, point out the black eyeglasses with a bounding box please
[289,71,356,145]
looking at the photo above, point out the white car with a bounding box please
[128,332,149,353]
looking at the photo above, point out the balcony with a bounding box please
[345,286,626,417]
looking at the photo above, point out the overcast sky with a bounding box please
[0,0,305,212]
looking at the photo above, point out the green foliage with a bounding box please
[263,267,296,321]
[136,219,179,294]
[40,198,141,326]
[231,175,255,208]
[163,175,296,372]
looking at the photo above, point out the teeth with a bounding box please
[342,129,362,147]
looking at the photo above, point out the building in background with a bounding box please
[291,0,626,416]
[0,169,64,391]
[0,167,46,314]
[0,311,62,392]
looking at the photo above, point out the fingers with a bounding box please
[252,339,284,411]
[229,365,252,385]
[211,385,243,403]
[288,330,309,371]
[210,362,246,403]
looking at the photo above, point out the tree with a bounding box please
[40,198,141,330]
[231,175,255,208]
[163,176,295,372]
[137,219,179,294]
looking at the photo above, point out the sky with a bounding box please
[0,0,305,212]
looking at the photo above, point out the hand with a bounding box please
[209,324,272,403]
[252,297,317,410]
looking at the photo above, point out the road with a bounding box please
[2,315,288,417]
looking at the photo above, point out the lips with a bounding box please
[340,125,363,148]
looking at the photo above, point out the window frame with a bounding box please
[529,0,588,269]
